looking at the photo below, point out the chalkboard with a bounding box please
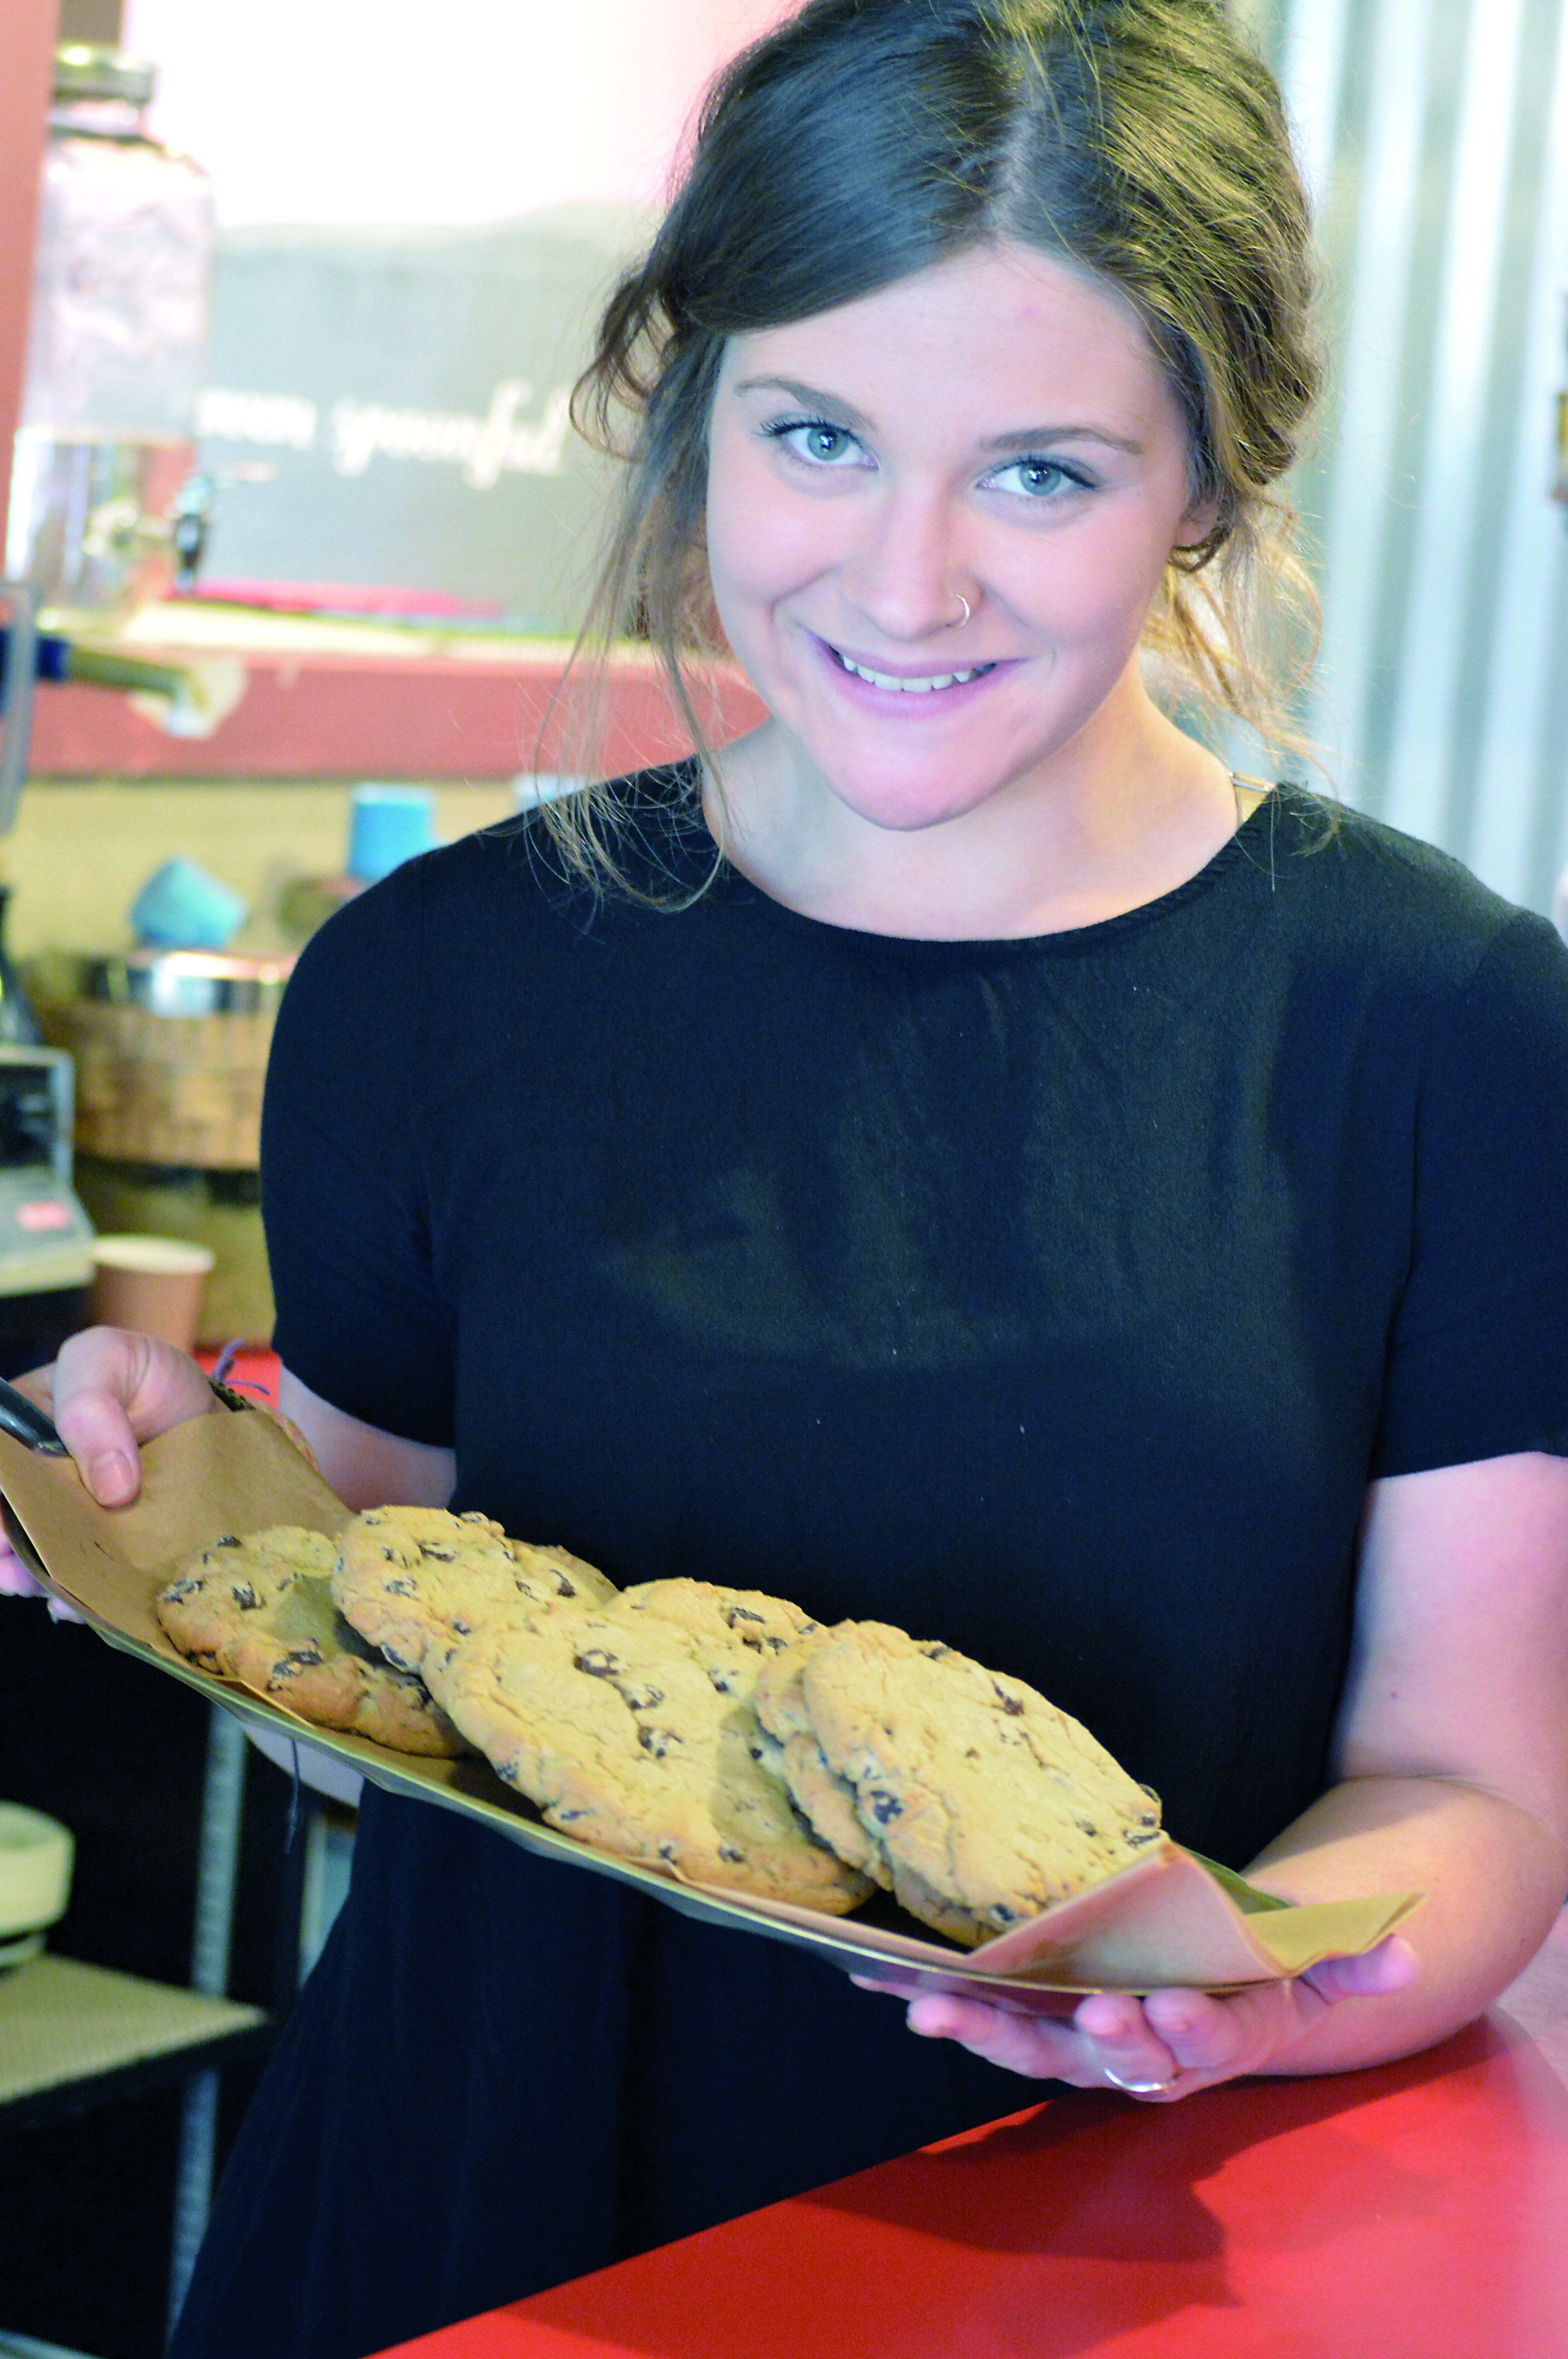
[194,204,653,625]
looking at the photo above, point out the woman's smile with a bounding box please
[811,629,1007,711]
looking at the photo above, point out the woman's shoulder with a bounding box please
[285,762,707,985]
[1259,786,1567,1008]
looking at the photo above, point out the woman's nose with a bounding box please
[838,487,973,645]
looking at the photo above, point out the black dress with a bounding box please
[169,775,1568,2358]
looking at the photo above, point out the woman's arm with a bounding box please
[1236,1448,1568,2066]
[275,1367,455,1512]
[883,1450,1568,2095]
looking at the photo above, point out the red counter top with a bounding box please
[377,1912,1568,2359]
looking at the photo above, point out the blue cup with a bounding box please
[130,858,247,951]
[347,786,437,883]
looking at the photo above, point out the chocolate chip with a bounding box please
[867,1790,902,1824]
[377,1545,397,1562]
[639,1726,681,1757]
[270,1645,324,1680]
[1075,1821,1099,1837]
[707,1667,741,1694]
[994,1685,1025,1716]
[657,1840,679,1862]
[554,1806,589,1821]
[418,1544,457,1561]
[162,1578,200,1600]
[212,1535,240,1549]
[383,1576,417,1596]
[989,1904,1017,1925]
[724,1605,765,1625]
[614,1681,664,1712]
[451,1616,473,1635]
[718,1845,744,1863]
[575,1648,620,1677]
[229,1582,260,1609]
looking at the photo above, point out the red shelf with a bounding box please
[28,648,767,781]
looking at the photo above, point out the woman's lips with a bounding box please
[810,631,1013,714]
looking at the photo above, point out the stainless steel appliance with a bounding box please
[0,1044,94,1374]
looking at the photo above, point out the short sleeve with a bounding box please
[261,858,455,1445]
[1372,910,1568,1476]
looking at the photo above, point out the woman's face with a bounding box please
[705,242,1212,834]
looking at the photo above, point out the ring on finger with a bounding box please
[1103,2067,1172,2094]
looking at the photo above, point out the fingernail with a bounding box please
[87,1450,134,1505]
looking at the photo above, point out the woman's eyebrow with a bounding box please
[732,375,876,431]
[976,423,1144,456]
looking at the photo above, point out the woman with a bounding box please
[9,2,1568,2352]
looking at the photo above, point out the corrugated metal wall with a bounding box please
[1252,0,1568,916]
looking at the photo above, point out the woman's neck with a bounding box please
[707,680,1250,942]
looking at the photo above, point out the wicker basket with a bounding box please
[31,951,291,1171]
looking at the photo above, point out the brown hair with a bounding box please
[541,0,1320,894]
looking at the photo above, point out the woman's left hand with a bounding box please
[858,1936,1418,2100]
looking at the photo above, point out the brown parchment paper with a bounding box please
[0,1414,1421,2006]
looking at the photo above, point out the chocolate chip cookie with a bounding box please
[429,1594,873,1912]
[157,1527,468,1756]
[797,1621,1162,1944]
[331,1506,616,1682]
[751,1639,893,1890]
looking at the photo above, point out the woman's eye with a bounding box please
[767,420,862,466]
[988,458,1089,499]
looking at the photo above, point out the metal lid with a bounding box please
[53,45,157,108]
[74,950,294,1019]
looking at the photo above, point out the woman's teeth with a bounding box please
[836,652,994,694]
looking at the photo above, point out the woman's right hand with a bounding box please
[0,1329,220,1613]
[33,1325,219,1508]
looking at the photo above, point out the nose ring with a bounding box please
[947,594,971,629]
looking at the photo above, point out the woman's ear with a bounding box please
[1172,489,1222,551]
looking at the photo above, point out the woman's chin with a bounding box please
[810,763,1015,837]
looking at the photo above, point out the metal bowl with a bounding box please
[72,950,294,1020]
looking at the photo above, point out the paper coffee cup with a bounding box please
[89,1235,216,1353]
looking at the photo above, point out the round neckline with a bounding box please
[708,778,1289,958]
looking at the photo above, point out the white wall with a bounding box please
[123,0,788,228]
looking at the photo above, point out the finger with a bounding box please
[1301,1936,1419,2002]
[1074,1992,1149,2043]
[1071,1994,1181,2091]
[905,1993,1085,2080]
[0,1550,48,1599]
[51,1328,212,1506]
[51,1379,141,1507]
[1140,1986,1257,2075]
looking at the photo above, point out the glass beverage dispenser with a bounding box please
[4,44,215,621]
